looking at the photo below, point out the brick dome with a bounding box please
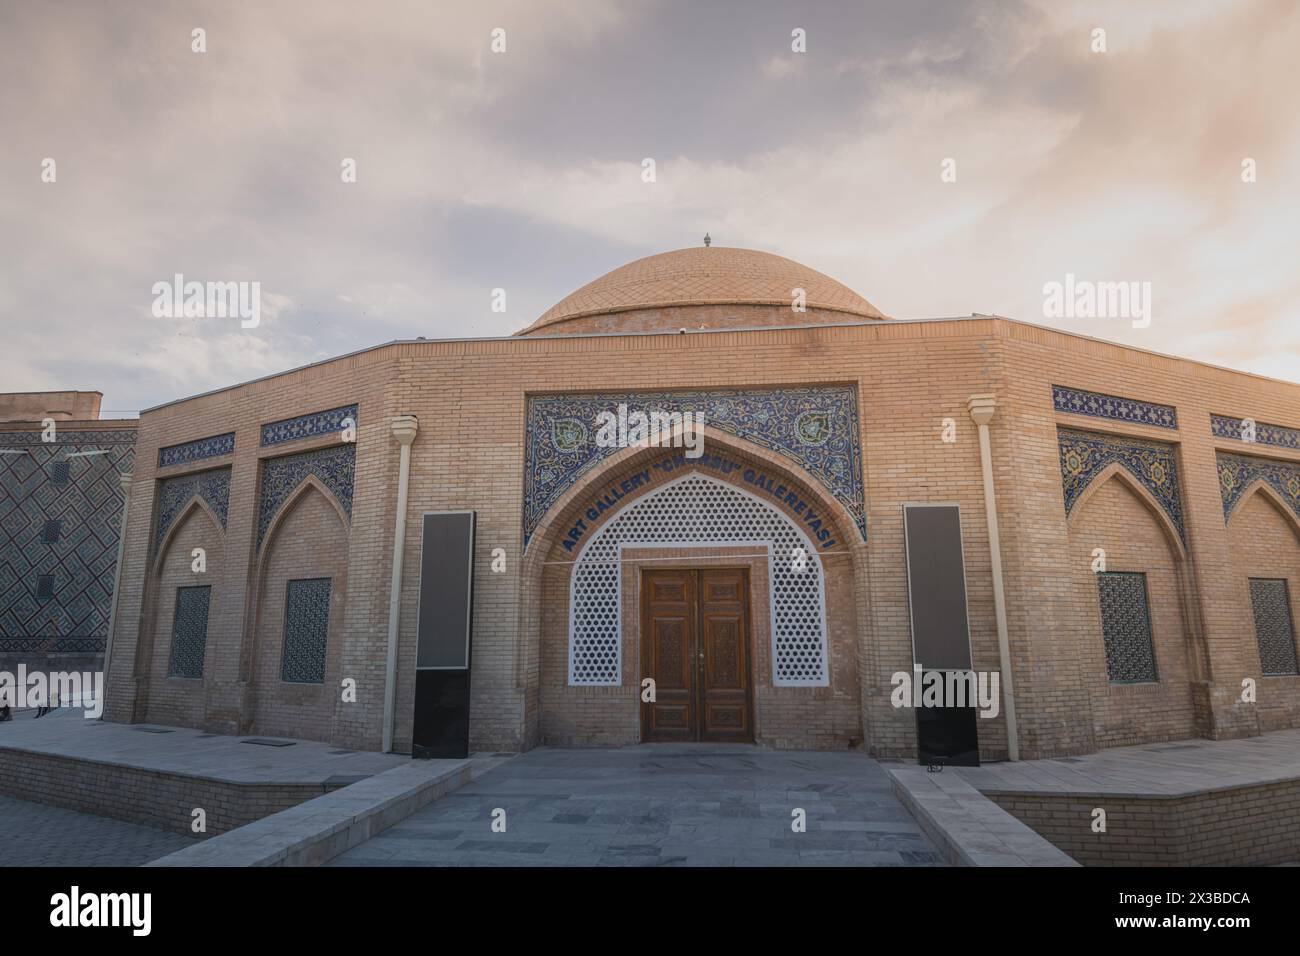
[515,246,887,336]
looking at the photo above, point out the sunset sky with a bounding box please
[3,0,1298,415]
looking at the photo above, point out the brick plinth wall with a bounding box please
[990,781,1300,865]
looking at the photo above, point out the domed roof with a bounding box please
[516,246,886,335]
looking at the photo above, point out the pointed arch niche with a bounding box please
[241,445,355,743]
[1222,465,1300,732]
[1062,434,1200,749]
[137,482,228,727]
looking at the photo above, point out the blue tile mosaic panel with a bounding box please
[153,468,231,553]
[523,386,865,548]
[257,443,355,548]
[157,432,235,468]
[1217,451,1300,524]
[1247,578,1300,676]
[1052,385,1178,430]
[168,585,211,679]
[261,405,358,447]
[0,428,136,654]
[282,577,330,683]
[1211,414,1300,451]
[1058,428,1185,542]
[1097,572,1158,683]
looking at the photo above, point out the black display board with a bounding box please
[903,504,980,767]
[412,511,475,758]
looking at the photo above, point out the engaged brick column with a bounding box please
[968,394,1020,760]
[383,415,419,752]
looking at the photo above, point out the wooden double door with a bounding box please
[640,568,754,742]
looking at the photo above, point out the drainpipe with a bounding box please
[967,395,1019,761]
[100,471,133,716]
[383,416,419,753]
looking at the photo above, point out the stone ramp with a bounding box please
[886,765,1078,866]
[148,754,510,866]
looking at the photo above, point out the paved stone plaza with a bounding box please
[330,746,944,867]
[0,794,196,866]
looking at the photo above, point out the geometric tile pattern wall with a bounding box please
[1096,571,1159,683]
[157,432,234,468]
[524,385,865,549]
[261,404,357,447]
[168,584,211,679]
[281,577,331,683]
[1053,385,1178,429]
[257,444,355,549]
[0,428,136,653]
[1216,451,1300,524]
[1247,578,1300,676]
[153,468,231,553]
[1058,428,1186,543]
[1212,413,1300,451]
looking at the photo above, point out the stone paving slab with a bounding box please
[0,793,198,866]
[330,745,946,867]
[950,727,1300,798]
[0,709,408,784]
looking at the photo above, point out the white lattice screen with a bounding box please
[568,472,830,687]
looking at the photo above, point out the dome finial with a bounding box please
[703,233,711,248]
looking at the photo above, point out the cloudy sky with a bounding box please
[2,0,1298,415]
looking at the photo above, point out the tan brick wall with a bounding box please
[0,747,337,837]
[991,780,1300,865]
[102,314,1300,758]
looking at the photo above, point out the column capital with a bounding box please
[390,415,419,446]
[118,471,133,493]
[967,394,996,427]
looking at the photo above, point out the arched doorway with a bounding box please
[524,437,863,749]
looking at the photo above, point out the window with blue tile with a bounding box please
[282,578,330,683]
[169,585,211,679]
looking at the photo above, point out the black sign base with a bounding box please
[412,669,470,759]
[916,702,980,767]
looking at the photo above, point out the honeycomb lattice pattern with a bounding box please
[569,473,829,686]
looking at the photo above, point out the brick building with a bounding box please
[100,247,1300,759]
